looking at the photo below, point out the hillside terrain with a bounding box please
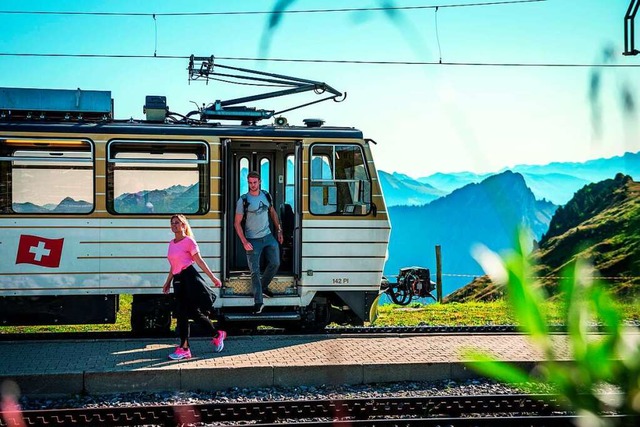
[446,174,640,302]
[533,173,640,297]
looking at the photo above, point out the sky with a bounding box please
[0,0,638,178]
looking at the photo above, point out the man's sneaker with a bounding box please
[212,330,227,353]
[168,347,191,360]
[254,303,264,314]
[263,289,274,298]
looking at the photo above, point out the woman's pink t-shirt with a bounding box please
[167,236,200,274]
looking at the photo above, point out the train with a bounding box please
[0,59,391,333]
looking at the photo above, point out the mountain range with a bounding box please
[13,197,92,213]
[13,184,198,214]
[380,151,640,206]
[113,184,199,213]
[380,151,640,297]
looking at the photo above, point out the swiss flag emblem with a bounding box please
[15,235,64,268]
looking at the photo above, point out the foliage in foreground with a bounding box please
[465,230,640,425]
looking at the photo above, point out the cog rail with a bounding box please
[2,394,631,427]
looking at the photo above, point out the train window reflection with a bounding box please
[0,138,94,214]
[106,140,209,215]
[309,143,371,216]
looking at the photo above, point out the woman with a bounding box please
[163,214,226,360]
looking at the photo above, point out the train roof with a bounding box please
[0,120,364,139]
[0,86,364,139]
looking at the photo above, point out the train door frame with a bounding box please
[222,139,301,281]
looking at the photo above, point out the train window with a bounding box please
[239,157,249,195]
[106,140,209,215]
[260,157,270,190]
[309,143,371,215]
[285,154,295,210]
[0,138,94,214]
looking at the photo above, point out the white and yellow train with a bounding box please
[0,85,390,333]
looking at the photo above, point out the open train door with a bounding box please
[222,138,300,293]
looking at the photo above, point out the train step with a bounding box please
[223,312,301,322]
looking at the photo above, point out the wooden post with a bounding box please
[435,245,442,303]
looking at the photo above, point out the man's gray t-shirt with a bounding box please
[236,191,271,239]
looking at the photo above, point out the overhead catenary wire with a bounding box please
[0,52,638,68]
[1,0,628,69]
[0,0,546,17]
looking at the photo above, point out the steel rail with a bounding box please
[2,394,633,427]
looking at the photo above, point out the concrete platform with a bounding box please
[0,333,578,397]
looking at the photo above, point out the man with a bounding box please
[234,171,283,314]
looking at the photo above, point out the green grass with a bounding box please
[1,297,638,333]
[371,300,640,327]
[0,294,133,334]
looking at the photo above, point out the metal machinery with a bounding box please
[382,267,437,306]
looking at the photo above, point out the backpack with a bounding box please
[241,189,272,231]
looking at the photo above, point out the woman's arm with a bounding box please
[193,252,222,287]
[162,270,173,294]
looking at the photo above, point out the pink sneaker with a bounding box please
[212,330,227,353]
[168,347,192,360]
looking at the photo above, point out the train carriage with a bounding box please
[0,84,390,333]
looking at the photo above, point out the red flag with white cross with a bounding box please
[15,235,64,268]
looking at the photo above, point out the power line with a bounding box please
[0,52,638,68]
[0,1,546,17]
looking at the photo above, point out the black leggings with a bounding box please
[173,265,218,347]
[177,309,217,347]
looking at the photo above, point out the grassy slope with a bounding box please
[533,176,640,297]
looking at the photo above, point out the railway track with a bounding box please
[1,394,632,427]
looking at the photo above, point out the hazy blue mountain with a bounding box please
[386,151,640,206]
[12,198,91,213]
[13,183,200,215]
[416,171,491,194]
[516,172,591,205]
[53,197,92,213]
[386,171,557,296]
[114,184,199,213]
[379,171,445,206]
[508,151,640,182]
[12,201,51,213]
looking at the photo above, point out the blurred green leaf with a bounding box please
[504,230,549,344]
[463,349,533,385]
[562,261,589,362]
